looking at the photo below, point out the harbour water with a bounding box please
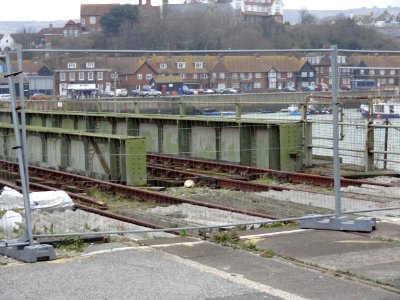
[242,108,400,172]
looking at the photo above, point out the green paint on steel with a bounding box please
[62,118,75,130]
[162,124,179,155]
[279,123,304,172]
[125,138,147,186]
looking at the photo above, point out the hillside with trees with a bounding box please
[50,5,399,51]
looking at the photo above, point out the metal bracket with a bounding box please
[300,216,376,232]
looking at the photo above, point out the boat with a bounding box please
[360,99,400,119]
[287,104,332,115]
[201,108,236,117]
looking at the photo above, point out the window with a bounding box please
[219,72,225,79]
[90,16,96,24]
[194,62,203,68]
[69,72,75,81]
[88,72,94,81]
[86,62,95,68]
[180,73,186,79]
[268,70,276,78]
[97,72,103,80]
[309,71,314,77]
[255,73,261,78]
[212,73,217,79]
[160,63,167,69]
[79,72,84,81]
[67,62,76,69]
[390,69,396,75]
[248,73,253,79]
[389,78,395,84]
[301,71,307,78]
[369,69,375,75]
[240,73,245,79]
[137,74,143,80]
[254,82,261,88]
[193,73,198,79]
[232,73,238,79]
[60,72,66,81]
[200,73,208,79]
[81,19,86,27]
[287,72,293,78]
[380,69,385,75]
[146,74,153,80]
[177,62,186,69]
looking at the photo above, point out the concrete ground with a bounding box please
[1,220,399,299]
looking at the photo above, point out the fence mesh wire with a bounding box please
[1,48,400,244]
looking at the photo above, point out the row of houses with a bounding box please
[2,53,400,98]
[352,10,400,27]
[0,1,282,51]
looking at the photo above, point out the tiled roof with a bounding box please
[80,4,119,16]
[37,26,63,36]
[107,56,146,75]
[355,55,400,68]
[10,59,51,74]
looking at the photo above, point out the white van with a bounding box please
[0,94,11,101]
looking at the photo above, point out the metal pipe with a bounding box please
[331,45,341,218]
[5,53,34,246]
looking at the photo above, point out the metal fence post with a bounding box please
[0,49,56,262]
[300,45,376,232]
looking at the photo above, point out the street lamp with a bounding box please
[112,71,118,113]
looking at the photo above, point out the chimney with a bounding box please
[49,23,53,29]
[139,0,142,5]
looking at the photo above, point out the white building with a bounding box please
[0,33,15,52]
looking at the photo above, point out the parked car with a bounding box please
[302,86,315,92]
[223,88,238,94]
[130,89,141,97]
[282,86,296,92]
[0,94,11,100]
[203,89,216,94]
[139,89,161,97]
[315,83,329,91]
[340,85,351,91]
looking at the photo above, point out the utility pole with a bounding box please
[113,71,117,113]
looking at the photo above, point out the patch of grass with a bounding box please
[211,229,240,246]
[260,221,298,229]
[252,177,277,185]
[179,229,187,237]
[84,187,156,210]
[211,228,277,257]
[53,237,86,253]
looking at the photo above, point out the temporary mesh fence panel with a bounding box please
[0,48,399,243]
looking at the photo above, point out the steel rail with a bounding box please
[0,159,277,220]
[146,153,395,188]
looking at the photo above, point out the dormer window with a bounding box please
[176,62,186,69]
[86,62,95,68]
[67,62,76,69]
[160,63,167,69]
[194,62,203,69]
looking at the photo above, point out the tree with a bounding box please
[100,4,139,36]
[300,9,317,25]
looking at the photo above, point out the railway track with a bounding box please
[146,153,396,188]
[1,154,398,233]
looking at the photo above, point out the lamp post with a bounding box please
[113,71,118,113]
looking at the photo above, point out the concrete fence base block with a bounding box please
[0,243,57,263]
[300,216,377,232]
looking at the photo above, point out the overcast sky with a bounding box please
[3,0,400,21]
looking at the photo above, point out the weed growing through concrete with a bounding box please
[211,228,277,257]
[53,237,86,253]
